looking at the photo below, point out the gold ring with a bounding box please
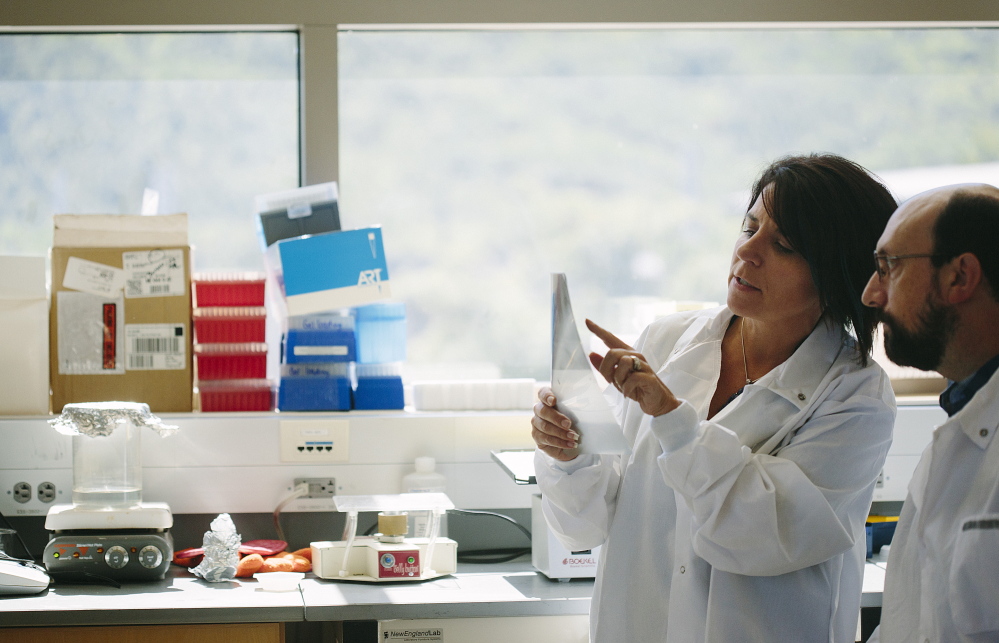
[632,357,642,372]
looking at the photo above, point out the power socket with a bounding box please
[38,482,57,503]
[295,477,337,499]
[10,481,59,504]
[2,472,71,516]
[12,482,31,504]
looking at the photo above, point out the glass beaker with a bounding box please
[50,402,177,510]
[71,416,143,509]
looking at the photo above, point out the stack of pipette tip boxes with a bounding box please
[255,182,405,411]
[276,303,406,411]
[192,273,274,411]
[278,310,355,411]
[351,302,406,410]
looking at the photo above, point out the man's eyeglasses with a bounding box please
[873,252,942,279]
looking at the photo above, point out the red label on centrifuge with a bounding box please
[102,303,117,370]
[377,550,420,578]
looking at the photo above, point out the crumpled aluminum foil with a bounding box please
[49,401,178,438]
[191,513,241,582]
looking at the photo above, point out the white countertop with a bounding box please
[0,555,888,628]
[0,566,305,628]
[302,561,593,622]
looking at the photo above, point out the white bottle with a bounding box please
[402,456,448,538]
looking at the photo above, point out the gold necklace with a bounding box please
[741,318,756,386]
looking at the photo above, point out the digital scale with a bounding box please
[43,502,174,581]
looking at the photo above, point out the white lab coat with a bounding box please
[536,306,895,643]
[872,367,999,643]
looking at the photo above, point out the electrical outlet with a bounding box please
[12,482,31,504]
[37,482,57,503]
[1,471,72,516]
[295,478,337,499]
[279,419,350,462]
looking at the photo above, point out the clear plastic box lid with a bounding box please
[355,302,405,321]
[355,362,403,378]
[333,493,454,513]
[255,182,338,215]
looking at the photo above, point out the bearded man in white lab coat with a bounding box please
[863,183,999,642]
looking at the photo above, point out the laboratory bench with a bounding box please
[0,557,588,641]
[0,554,889,641]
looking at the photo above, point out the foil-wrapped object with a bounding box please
[191,513,241,582]
[49,401,178,438]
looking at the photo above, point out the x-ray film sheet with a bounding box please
[551,273,631,455]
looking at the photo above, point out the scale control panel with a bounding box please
[43,531,173,581]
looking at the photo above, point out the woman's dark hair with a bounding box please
[931,188,999,302]
[749,153,897,364]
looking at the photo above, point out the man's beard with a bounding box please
[881,295,956,372]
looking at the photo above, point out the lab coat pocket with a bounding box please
[949,513,999,635]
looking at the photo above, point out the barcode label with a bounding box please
[128,354,157,369]
[131,337,183,354]
[125,324,186,371]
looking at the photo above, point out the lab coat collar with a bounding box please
[673,308,849,411]
[752,316,847,411]
[951,366,999,450]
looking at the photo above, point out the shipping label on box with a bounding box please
[125,323,187,370]
[62,256,127,297]
[274,227,391,316]
[123,249,186,297]
[56,291,125,375]
[50,245,192,413]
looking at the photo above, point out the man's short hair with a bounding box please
[933,189,999,301]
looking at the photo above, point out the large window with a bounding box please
[0,31,300,271]
[338,27,999,380]
[4,27,998,383]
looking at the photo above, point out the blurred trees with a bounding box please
[0,32,299,268]
[2,29,997,379]
[338,28,999,378]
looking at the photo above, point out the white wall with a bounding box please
[0,411,537,517]
[0,404,944,517]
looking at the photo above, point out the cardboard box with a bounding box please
[266,226,391,317]
[49,214,193,413]
[0,256,50,415]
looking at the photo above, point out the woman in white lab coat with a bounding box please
[533,154,898,642]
